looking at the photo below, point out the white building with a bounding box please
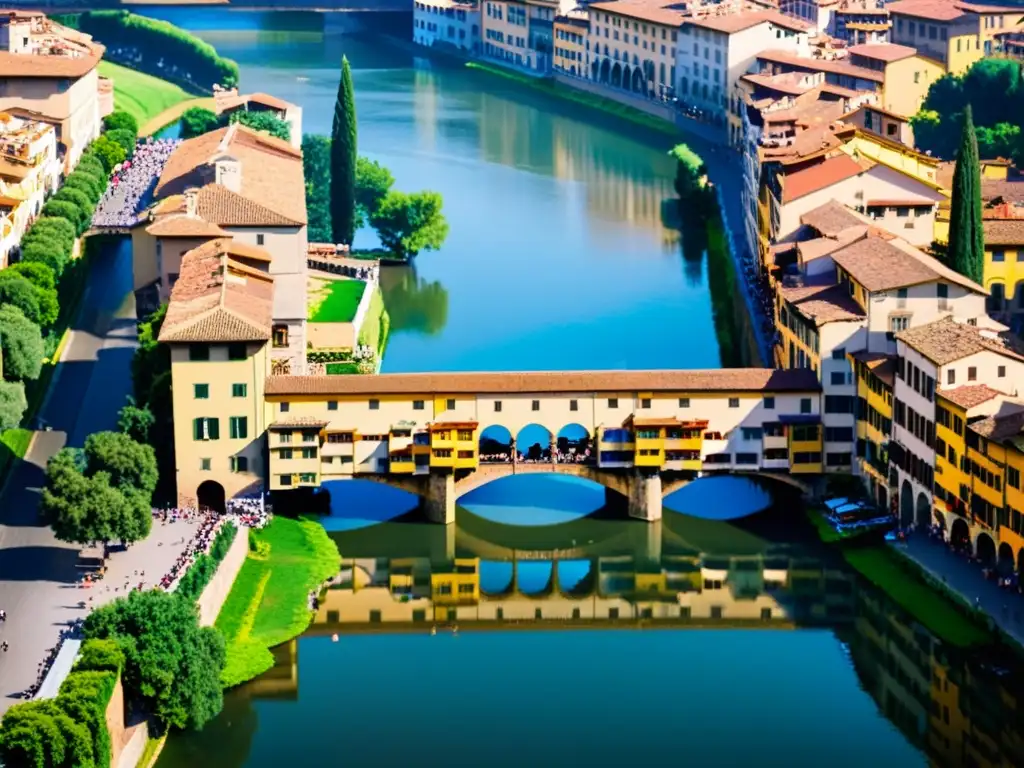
[892,318,1024,527]
[676,10,813,145]
[0,114,61,268]
[414,0,482,55]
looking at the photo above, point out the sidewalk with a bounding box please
[897,535,1024,648]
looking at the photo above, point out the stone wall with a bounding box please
[196,525,250,627]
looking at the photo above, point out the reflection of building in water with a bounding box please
[848,587,1024,768]
[310,548,855,630]
[412,68,440,151]
[246,640,299,701]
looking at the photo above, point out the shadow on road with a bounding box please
[0,546,79,583]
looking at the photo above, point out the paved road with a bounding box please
[899,535,1024,647]
[0,238,139,713]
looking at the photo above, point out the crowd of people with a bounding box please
[226,497,270,529]
[14,619,83,700]
[480,447,594,465]
[91,137,181,229]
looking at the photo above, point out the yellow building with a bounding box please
[157,238,276,509]
[553,11,588,76]
[846,42,945,117]
[888,0,1023,75]
[982,219,1024,317]
[850,352,895,507]
[482,0,532,67]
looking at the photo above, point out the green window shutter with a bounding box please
[209,418,220,440]
[193,418,202,441]
[239,417,248,440]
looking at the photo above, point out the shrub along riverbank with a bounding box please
[217,517,339,688]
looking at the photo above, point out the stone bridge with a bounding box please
[357,463,812,524]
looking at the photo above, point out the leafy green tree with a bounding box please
[131,304,168,405]
[84,430,158,496]
[180,106,220,139]
[369,190,449,259]
[0,380,27,431]
[118,397,155,444]
[0,699,94,768]
[63,172,103,203]
[77,153,107,182]
[40,199,84,235]
[962,58,1021,128]
[302,134,332,242]
[0,272,44,327]
[103,110,139,136]
[330,56,358,245]
[103,128,137,158]
[7,261,55,292]
[0,304,44,381]
[53,186,95,224]
[20,239,69,278]
[355,156,394,227]
[948,104,985,284]
[41,452,119,544]
[83,589,227,731]
[669,143,706,199]
[26,217,76,255]
[227,110,290,141]
[89,135,127,174]
[976,122,1020,160]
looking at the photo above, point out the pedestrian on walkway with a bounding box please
[0,609,6,622]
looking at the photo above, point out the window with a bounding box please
[256,233,265,246]
[532,399,540,411]
[227,343,247,361]
[831,348,845,361]
[279,433,292,444]
[194,383,209,399]
[968,367,977,381]
[301,447,316,459]
[570,399,578,412]
[1009,466,1021,490]
[608,398,618,408]
[193,417,220,441]
[327,400,338,411]
[825,427,854,443]
[447,398,456,410]
[413,400,424,410]
[279,448,293,459]
[189,344,209,361]
[229,416,248,440]
[830,372,846,386]
[494,400,503,412]
[232,383,247,398]
[231,456,249,473]
[200,458,211,471]
[272,325,288,348]
[369,399,380,410]
[280,402,290,413]
[947,369,955,385]
[728,398,740,408]
[992,250,1005,262]
[763,396,775,410]
[826,452,853,467]
[641,398,651,409]
[279,474,293,486]
[299,473,317,483]
[800,398,812,414]
[998,365,1006,378]
[889,315,910,333]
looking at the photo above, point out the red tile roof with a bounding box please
[757,49,886,83]
[782,154,872,202]
[849,42,918,61]
[938,384,1003,410]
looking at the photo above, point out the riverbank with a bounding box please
[216,517,340,687]
[98,60,194,127]
[140,96,216,137]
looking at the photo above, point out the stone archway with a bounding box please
[899,479,913,528]
[632,66,646,94]
[916,491,931,529]
[997,541,1015,574]
[591,59,600,81]
[197,480,226,514]
[600,58,610,83]
[622,64,631,89]
[950,516,970,550]
[611,61,622,87]
[1018,547,1024,576]
[556,423,591,464]
[988,281,1006,312]
[976,532,996,567]
[479,425,513,464]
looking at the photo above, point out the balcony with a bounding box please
[635,450,664,468]
[389,457,415,474]
[664,436,702,451]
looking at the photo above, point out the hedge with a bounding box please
[175,522,238,602]
[75,11,239,91]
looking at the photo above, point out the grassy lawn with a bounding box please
[216,517,340,688]
[465,61,679,137]
[843,545,991,648]
[98,60,191,127]
[0,428,32,490]
[308,279,366,323]
[357,284,390,358]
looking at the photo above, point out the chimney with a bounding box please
[184,187,198,217]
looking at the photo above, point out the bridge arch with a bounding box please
[622,64,632,90]
[899,480,913,528]
[611,61,622,88]
[555,423,591,464]
[479,424,513,464]
[950,516,970,550]
[600,58,610,83]
[556,559,594,595]
[516,560,554,596]
[516,423,553,463]
[479,560,514,596]
[915,492,931,529]
[998,541,1015,575]
[976,532,996,567]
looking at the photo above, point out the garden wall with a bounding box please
[197,526,249,627]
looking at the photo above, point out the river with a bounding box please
[130,14,1009,768]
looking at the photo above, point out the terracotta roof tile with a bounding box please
[587,1,685,26]
[684,10,813,34]
[246,92,295,111]
[155,123,306,226]
[780,282,866,325]
[264,369,823,397]
[0,20,103,78]
[969,410,1024,442]
[848,42,917,61]
[849,351,897,387]
[158,238,275,343]
[886,0,969,20]
[800,199,865,237]
[782,154,872,202]
[146,215,229,238]
[830,234,940,291]
[270,417,330,429]
[938,384,1002,410]
[756,49,886,83]
[983,219,1024,246]
[896,317,1024,365]
[195,184,301,227]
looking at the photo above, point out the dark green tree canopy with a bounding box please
[83,590,227,731]
[103,109,139,135]
[62,172,104,204]
[180,106,220,139]
[40,199,84,235]
[118,397,156,444]
[103,128,137,158]
[947,104,985,284]
[330,56,358,245]
[0,380,27,431]
[355,156,394,226]
[6,261,55,292]
[227,110,290,141]
[84,430,159,496]
[302,134,332,242]
[369,190,449,259]
[0,269,58,328]
[0,303,45,381]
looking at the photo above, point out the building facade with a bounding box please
[0,114,61,268]
[414,0,481,55]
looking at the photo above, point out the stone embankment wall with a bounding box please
[197,526,250,627]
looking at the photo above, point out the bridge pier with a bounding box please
[424,473,455,525]
[627,471,662,522]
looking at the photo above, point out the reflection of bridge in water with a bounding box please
[308,514,856,633]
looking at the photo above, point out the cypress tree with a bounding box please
[947,104,984,284]
[330,56,358,245]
